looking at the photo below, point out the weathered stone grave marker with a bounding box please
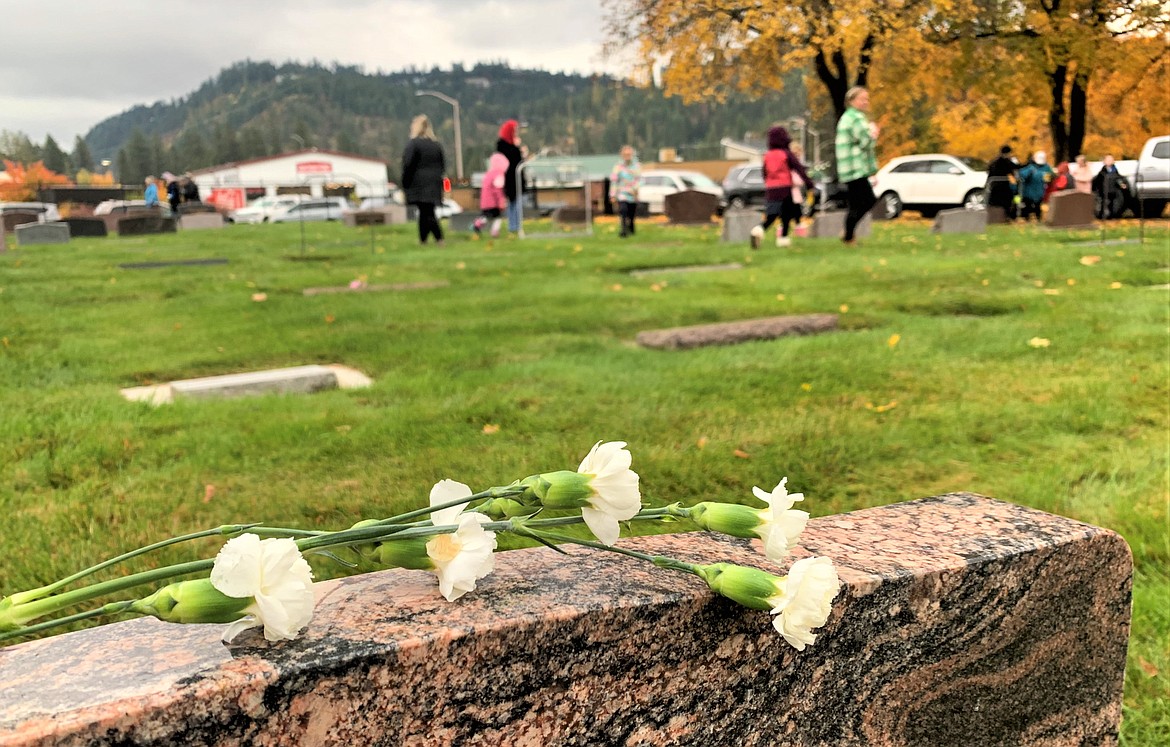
[303,280,450,296]
[637,313,838,350]
[120,364,371,405]
[665,190,718,224]
[63,218,109,237]
[810,210,872,239]
[628,262,743,278]
[932,208,988,234]
[721,209,760,242]
[118,258,229,270]
[14,223,70,246]
[178,213,225,230]
[1046,191,1096,228]
[117,215,177,235]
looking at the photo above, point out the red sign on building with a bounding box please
[296,161,334,174]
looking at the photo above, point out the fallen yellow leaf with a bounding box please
[865,400,899,413]
[839,304,849,313]
[1067,278,1077,286]
[251,292,267,302]
[324,314,335,324]
[1079,255,1101,265]
[696,436,709,450]
[1043,289,1061,296]
[482,424,500,435]
[455,261,466,270]
[776,294,786,301]
[611,284,623,292]
[1138,658,1159,678]
[800,383,813,392]
[1109,282,1122,289]
[981,279,990,286]
[733,449,751,459]
[888,334,901,348]
[1033,280,1045,288]
[1028,337,1051,348]
[203,484,216,503]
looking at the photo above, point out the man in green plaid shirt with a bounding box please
[835,87,879,244]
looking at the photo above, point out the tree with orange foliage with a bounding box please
[603,0,927,121]
[922,0,1168,162]
[0,160,73,201]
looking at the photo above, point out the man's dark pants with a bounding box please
[844,177,877,241]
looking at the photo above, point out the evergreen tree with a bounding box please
[42,135,70,175]
[72,136,94,172]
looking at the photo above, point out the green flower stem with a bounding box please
[514,527,701,577]
[369,485,529,527]
[0,601,136,643]
[1,559,213,631]
[5,524,259,607]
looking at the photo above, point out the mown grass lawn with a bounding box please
[1,215,1167,742]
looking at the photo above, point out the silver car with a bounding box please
[268,197,350,223]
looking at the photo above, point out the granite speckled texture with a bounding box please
[0,494,1132,746]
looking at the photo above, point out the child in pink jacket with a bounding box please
[474,152,509,237]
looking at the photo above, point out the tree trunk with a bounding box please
[813,48,849,120]
[1068,72,1089,159]
[1048,64,1070,163]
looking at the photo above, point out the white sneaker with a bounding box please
[776,236,791,248]
[749,225,764,249]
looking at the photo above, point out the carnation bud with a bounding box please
[694,563,783,611]
[520,470,594,509]
[688,502,763,539]
[130,579,250,624]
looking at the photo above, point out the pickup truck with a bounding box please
[1132,135,1170,217]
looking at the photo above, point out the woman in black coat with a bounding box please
[401,114,448,244]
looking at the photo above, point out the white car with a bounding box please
[229,195,305,224]
[872,154,988,218]
[637,170,724,214]
[268,197,351,223]
[386,189,464,218]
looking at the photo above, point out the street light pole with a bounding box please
[416,89,463,182]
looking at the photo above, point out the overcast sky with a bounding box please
[0,0,621,144]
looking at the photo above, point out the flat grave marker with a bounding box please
[118,258,229,270]
[637,313,838,350]
[302,280,450,296]
[120,364,372,405]
[628,262,743,278]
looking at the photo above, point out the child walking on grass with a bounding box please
[750,126,812,249]
[474,152,509,238]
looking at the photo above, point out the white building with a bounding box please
[189,149,392,211]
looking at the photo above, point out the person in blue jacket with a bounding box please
[143,176,159,208]
[1015,151,1054,222]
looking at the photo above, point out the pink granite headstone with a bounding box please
[0,494,1131,746]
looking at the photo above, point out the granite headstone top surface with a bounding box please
[116,215,177,236]
[931,207,989,234]
[0,494,1131,746]
[637,313,839,349]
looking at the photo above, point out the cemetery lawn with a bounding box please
[1,217,1167,742]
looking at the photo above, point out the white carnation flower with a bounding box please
[427,479,498,601]
[576,441,641,545]
[211,533,315,643]
[751,478,810,562]
[770,556,841,651]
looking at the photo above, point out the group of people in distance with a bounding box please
[987,146,1130,221]
[401,115,526,245]
[143,173,200,212]
[403,82,1134,249]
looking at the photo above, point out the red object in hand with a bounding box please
[443,178,452,192]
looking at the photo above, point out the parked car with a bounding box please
[871,154,988,219]
[1132,135,1170,217]
[387,189,465,219]
[638,169,723,214]
[719,163,848,215]
[268,197,350,223]
[0,201,61,222]
[229,195,305,224]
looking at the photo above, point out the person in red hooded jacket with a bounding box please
[750,126,812,249]
[496,119,525,234]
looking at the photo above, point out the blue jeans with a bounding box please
[506,199,522,232]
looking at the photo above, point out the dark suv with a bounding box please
[720,164,847,215]
[721,164,766,210]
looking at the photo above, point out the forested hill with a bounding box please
[86,60,808,183]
